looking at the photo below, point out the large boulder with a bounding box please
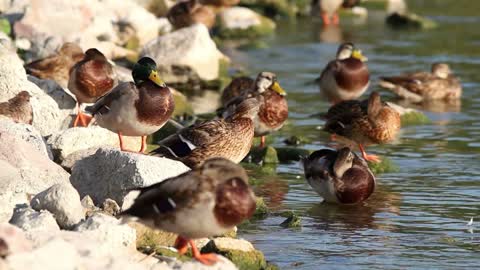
[30,183,85,229]
[216,7,276,39]
[0,49,70,136]
[0,133,70,222]
[70,148,190,205]
[141,24,226,83]
[0,118,52,158]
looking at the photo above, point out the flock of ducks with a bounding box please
[0,6,463,265]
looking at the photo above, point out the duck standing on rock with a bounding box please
[151,98,259,168]
[311,0,343,25]
[221,72,288,148]
[379,63,462,103]
[24,42,84,88]
[323,91,400,163]
[303,147,375,204]
[86,57,174,153]
[121,157,256,265]
[68,48,117,127]
[318,42,369,104]
[167,0,216,30]
[0,91,33,125]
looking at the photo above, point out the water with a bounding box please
[224,1,480,269]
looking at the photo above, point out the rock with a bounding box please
[0,133,69,223]
[202,237,266,270]
[27,76,76,111]
[279,211,301,228]
[367,156,399,175]
[0,49,70,136]
[249,146,279,165]
[0,118,52,159]
[132,221,178,250]
[387,102,430,126]
[47,126,141,164]
[30,183,85,229]
[74,212,136,250]
[101,198,121,216]
[276,147,311,162]
[386,12,437,29]
[9,206,60,233]
[141,24,226,83]
[81,195,98,217]
[0,17,11,35]
[71,148,190,205]
[216,7,276,39]
[0,223,33,257]
[253,197,268,219]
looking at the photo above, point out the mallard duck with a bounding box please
[379,63,462,103]
[311,0,343,25]
[222,72,288,148]
[303,147,375,204]
[150,98,259,168]
[68,48,117,127]
[323,91,400,163]
[121,157,256,265]
[25,42,84,88]
[318,42,369,104]
[85,57,174,153]
[167,0,216,30]
[0,91,33,125]
[220,76,254,106]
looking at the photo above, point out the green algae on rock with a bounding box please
[368,156,399,175]
[253,197,269,219]
[276,147,312,162]
[280,211,302,228]
[386,12,438,29]
[250,146,279,164]
[400,111,431,126]
[215,7,276,39]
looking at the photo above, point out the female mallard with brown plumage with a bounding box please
[0,91,33,125]
[167,0,216,30]
[222,72,288,148]
[150,98,260,168]
[379,63,462,103]
[68,48,117,127]
[25,42,84,88]
[318,42,370,104]
[86,57,174,153]
[323,91,401,163]
[220,76,254,106]
[303,147,375,204]
[121,157,256,265]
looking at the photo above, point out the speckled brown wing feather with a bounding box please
[323,99,367,138]
[86,82,134,116]
[221,77,255,106]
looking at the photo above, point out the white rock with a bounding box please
[219,7,262,30]
[30,183,85,229]
[0,49,71,136]
[47,126,142,163]
[9,206,60,233]
[0,133,70,223]
[0,223,33,256]
[141,24,226,83]
[205,237,255,252]
[74,212,136,250]
[0,118,52,158]
[169,256,238,270]
[71,148,190,205]
[28,76,76,111]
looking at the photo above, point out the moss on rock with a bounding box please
[386,12,438,29]
[401,111,431,126]
[0,18,11,35]
[130,222,178,250]
[253,197,269,219]
[368,156,399,175]
[249,146,279,164]
[276,147,311,162]
[216,14,276,39]
[280,211,301,228]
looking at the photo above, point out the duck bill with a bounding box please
[271,81,287,96]
[352,49,368,62]
[149,70,165,87]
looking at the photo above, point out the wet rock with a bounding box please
[101,198,121,216]
[0,118,52,159]
[367,156,399,175]
[30,183,85,229]
[0,223,33,257]
[387,102,430,126]
[202,237,266,270]
[253,197,268,219]
[141,24,226,83]
[276,147,311,162]
[70,148,190,205]
[279,211,301,228]
[9,206,60,233]
[0,133,69,223]
[216,7,276,39]
[47,126,141,163]
[250,146,279,164]
[386,12,437,29]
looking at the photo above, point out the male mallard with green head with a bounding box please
[323,91,400,163]
[167,0,216,30]
[25,42,84,88]
[311,0,343,25]
[303,147,375,204]
[86,57,174,153]
[318,42,370,104]
[222,72,288,148]
[0,91,33,125]
[121,157,256,265]
[68,48,117,127]
[379,63,462,103]
[150,98,259,168]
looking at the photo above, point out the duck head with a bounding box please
[336,42,368,62]
[132,57,166,87]
[255,71,287,96]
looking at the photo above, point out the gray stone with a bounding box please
[30,183,85,229]
[141,24,226,83]
[27,75,76,110]
[9,206,60,232]
[0,133,70,223]
[70,148,190,205]
[0,118,52,159]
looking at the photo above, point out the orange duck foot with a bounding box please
[73,112,93,127]
[174,236,189,255]
[332,13,340,25]
[259,136,266,148]
[321,13,331,25]
[358,144,381,163]
[189,240,219,265]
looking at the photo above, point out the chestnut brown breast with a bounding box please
[258,90,288,128]
[214,177,256,227]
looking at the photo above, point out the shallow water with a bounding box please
[226,1,480,269]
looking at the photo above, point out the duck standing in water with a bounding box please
[323,91,400,163]
[303,147,375,204]
[311,0,344,25]
[121,158,256,265]
[86,57,174,153]
[318,42,370,104]
[68,49,117,127]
